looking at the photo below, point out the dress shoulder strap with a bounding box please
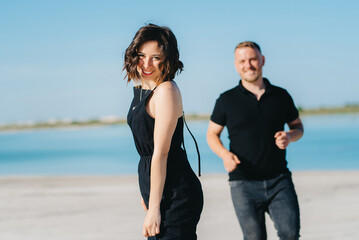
[182,112,201,177]
[150,80,175,92]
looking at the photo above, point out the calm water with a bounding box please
[0,114,358,175]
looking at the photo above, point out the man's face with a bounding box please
[234,47,265,83]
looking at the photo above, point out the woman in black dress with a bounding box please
[124,24,203,240]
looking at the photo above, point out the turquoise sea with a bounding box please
[0,114,359,175]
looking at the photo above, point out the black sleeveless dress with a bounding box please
[127,86,203,240]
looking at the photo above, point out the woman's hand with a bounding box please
[142,208,161,237]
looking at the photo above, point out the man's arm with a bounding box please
[207,120,240,172]
[274,117,304,149]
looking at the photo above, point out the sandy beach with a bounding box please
[0,171,358,240]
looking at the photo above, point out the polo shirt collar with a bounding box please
[238,78,272,94]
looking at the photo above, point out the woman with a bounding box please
[124,24,203,240]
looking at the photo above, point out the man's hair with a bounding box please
[234,41,261,53]
[123,23,183,84]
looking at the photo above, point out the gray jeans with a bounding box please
[229,173,300,240]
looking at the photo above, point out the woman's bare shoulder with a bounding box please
[153,81,182,116]
[155,81,180,97]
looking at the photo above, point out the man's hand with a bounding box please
[207,121,241,172]
[221,150,241,172]
[274,131,291,149]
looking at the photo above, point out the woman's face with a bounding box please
[137,41,163,83]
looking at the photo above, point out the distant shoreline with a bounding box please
[1,105,359,132]
[298,105,359,116]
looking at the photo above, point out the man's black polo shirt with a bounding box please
[210,78,299,181]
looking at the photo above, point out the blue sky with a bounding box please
[1,0,358,124]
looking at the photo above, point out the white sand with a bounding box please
[0,171,358,240]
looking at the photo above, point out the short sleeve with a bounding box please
[210,96,226,126]
[283,90,299,123]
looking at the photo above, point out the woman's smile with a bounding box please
[142,69,154,76]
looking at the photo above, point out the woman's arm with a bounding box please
[142,81,182,237]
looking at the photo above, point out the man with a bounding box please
[207,41,303,240]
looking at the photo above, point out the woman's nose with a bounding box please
[143,58,153,68]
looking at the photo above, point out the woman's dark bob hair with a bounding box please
[123,24,183,84]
